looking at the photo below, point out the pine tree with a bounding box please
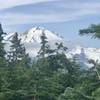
[79,24,100,100]
[0,23,6,67]
[38,30,49,58]
[8,32,27,64]
[55,42,67,54]
[79,24,100,39]
[0,23,6,58]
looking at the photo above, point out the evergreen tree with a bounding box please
[55,42,67,54]
[79,24,100,39]
[0,23,6,67]
[8,32,29,65]
[38,30,49,58]
[1,22,100,100]
[79,24,100,100]
[0,23,6,58]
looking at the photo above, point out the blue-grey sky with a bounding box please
[0,0,100,48]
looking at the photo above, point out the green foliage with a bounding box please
[0,24,6,58]
[0,24,100,100]
[78,23,100,100]
[38,31,49,58]
[7,32,30,65]
[92,87,100,100]
[79,24,100,39]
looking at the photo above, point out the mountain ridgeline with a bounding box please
[0,24,100,100]
[4,26,100,68]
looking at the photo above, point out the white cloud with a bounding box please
[1,0,100,26]
[0,8,98,26]
[0,0,58,9]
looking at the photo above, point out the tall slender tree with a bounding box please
[79,23,100,99]
[0,24,6,67]
[8,32,28,64]
[0,24,6,58]
[38,30,48,58]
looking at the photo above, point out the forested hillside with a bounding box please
[0,23,100,100]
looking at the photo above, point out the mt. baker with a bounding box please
[4,27,100,68]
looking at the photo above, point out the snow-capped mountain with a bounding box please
[4,27,100,68]
[68,46,100,69]
[4,27,64,57]
[21,27,63,43]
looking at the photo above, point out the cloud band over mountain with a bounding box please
[1,0,100,25]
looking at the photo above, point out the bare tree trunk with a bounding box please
[33,96,36,100]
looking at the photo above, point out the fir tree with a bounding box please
[79,24,100,39]
[38,30,49,58]
[55,42,67,54]
[0,24,6,58]
[0,24,6,67]
[8,32,28,64]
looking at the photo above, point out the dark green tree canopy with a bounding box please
[8,32,28,64]
[0,23,6,58]
[38,31,49,58]
[0,23,99,100]
[79,24,100,39]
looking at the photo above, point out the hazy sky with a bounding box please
[0,0,100,48]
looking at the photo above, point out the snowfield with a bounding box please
[4,27,100,68]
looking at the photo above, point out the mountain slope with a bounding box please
[4,27,100,68]
[21,27,63,43]
[4,27,63,57]
[68,46,100,69]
